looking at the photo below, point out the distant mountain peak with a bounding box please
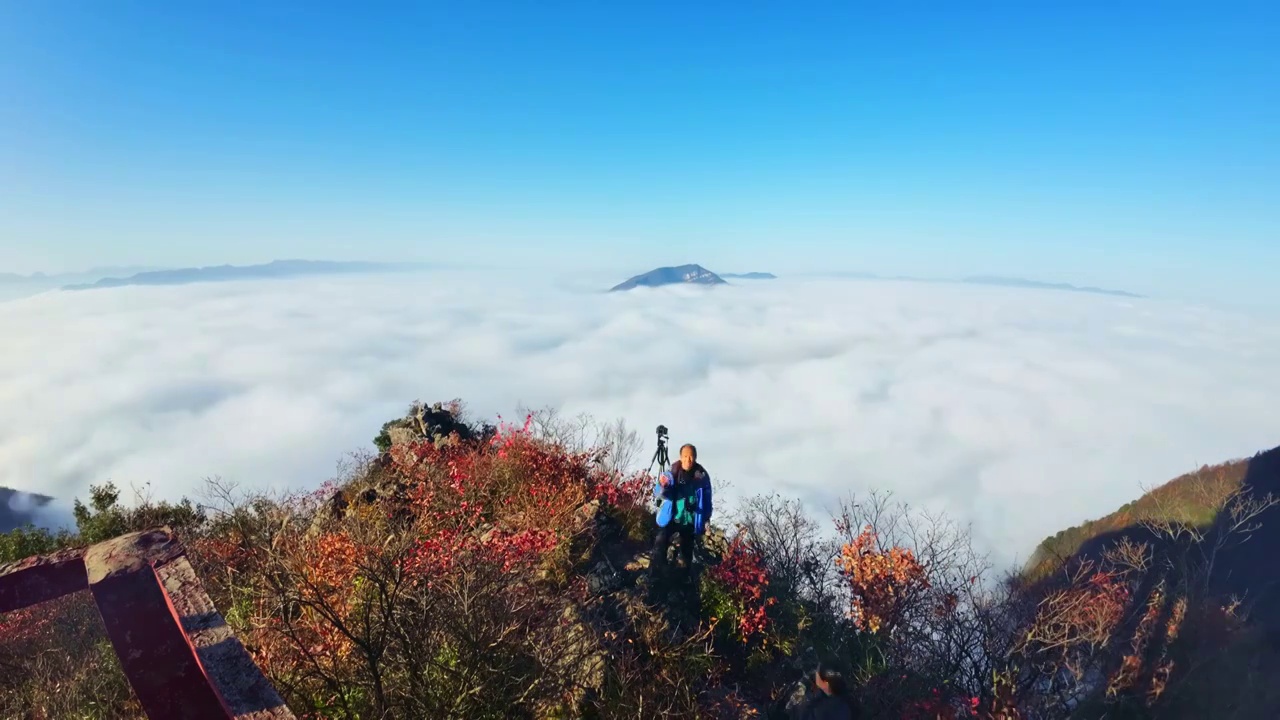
[609,264,728,291]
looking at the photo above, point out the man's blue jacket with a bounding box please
[654,463,713,535]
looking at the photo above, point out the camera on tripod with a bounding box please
[648,424,671,475]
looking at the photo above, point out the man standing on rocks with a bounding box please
[651,443,713,579]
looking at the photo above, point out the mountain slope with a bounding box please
[1027,456,1243,578]
[1026,445,1280,593]
[609,264,727,291]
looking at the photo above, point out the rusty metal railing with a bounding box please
[0,527,294,720]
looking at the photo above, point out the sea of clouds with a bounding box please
[2,271,1278,568]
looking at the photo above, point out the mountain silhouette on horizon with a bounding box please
[804,271,1141,298]
[62,260,431,291]
[609,264,728,291]
[720,272,777,280]
[0,266,166,284]
[961,275,1142,298]
[0,487,54,533]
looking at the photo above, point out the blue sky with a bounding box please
[3,2,1277,305]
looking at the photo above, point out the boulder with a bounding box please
[585,560,623,595]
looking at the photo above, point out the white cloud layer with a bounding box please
[2,272,1278,568]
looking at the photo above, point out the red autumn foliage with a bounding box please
[901,688,981,719]
[707,535,776,641]
[181,407,664,718]
[5,402,1275,719]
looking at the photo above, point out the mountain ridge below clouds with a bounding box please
[808,271,1142,298]
[961,275,1142,298]
[0,266,167,284]
[0,487,54,533]
[62,260,432,291]
[720,272,777,280]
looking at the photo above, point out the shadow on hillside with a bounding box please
[1058,445,1280,619]
[1212,444,1280,627]
[1022,445,1280,714]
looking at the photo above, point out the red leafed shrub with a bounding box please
[589,469,652,510]
[706,535,776,642]
[836,525,930,633]
[194,405,660,718]
[391,413,611,532]
[901,689,981,719]
[403,526,560,579]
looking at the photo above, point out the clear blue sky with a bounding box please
[2,2,1277,305]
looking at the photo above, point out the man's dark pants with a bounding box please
[652,522,696,572]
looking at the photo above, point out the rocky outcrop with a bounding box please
[375,400,496,453]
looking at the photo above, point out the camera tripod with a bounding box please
[647,424,670,476]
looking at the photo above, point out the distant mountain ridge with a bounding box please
[807,271,1142,298]
[1,487,54,533]
[720,272,777,280]
[0,266,165,284]
[62,260,431,291]
[609,264,728,291]
[961,275,1141,298]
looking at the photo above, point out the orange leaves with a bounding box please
[307,531,360,592]
[836,525,929,633]
[280,530,366,663]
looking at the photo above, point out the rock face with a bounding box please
[374,400,496,454]
[609,264,728,291]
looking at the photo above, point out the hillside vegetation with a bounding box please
[1026,459,1252,581]
[2,400,1279,719]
